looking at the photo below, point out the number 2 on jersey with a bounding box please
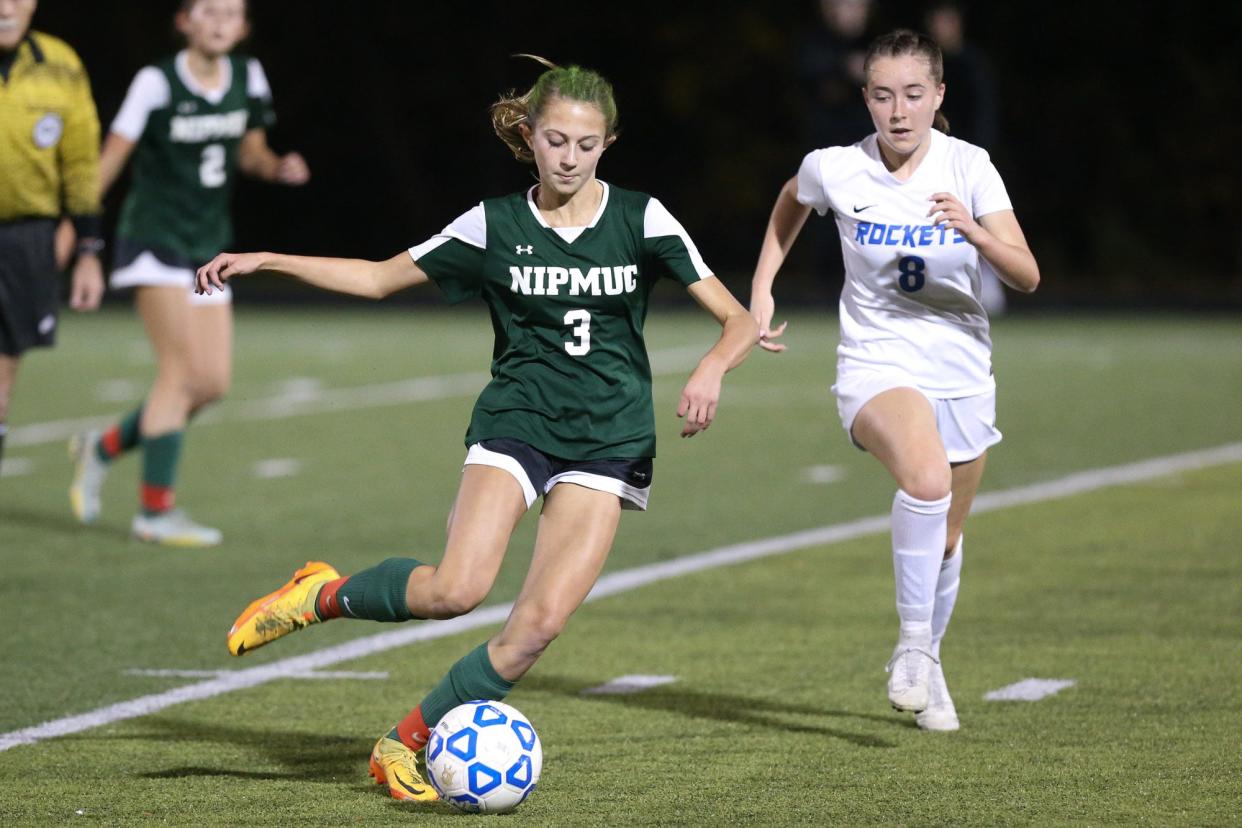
[199,144,226,188]
[897,255,926,292]
[564,309,592,356]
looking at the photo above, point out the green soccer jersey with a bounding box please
[112,51,276,267]
[410,183,713,460]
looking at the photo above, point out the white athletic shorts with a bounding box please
[110,251,231,307]
[833,368,1002,464]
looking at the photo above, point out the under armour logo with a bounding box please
[516,245,534,255]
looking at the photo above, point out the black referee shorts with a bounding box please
[0,219,59,356]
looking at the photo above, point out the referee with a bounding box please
[0,0,103,475]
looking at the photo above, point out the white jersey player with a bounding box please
[750,29,1040,731]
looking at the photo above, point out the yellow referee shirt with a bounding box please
[0,31,100,226]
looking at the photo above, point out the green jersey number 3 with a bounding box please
[199,144,227,188]
[564,309,592,356]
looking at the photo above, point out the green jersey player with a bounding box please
[196,57,757,803]
[68,0,309,546]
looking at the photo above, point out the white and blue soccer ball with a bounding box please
[425,700,542,814]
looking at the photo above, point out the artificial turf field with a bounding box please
[1,306,1240,825]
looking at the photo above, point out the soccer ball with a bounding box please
[425,700,542,814]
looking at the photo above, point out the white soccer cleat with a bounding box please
[886,631,936,713]
[132,508,222,548]
[68,430,109,524]
[916,660,960,731]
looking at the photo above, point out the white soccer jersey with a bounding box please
[797,129,1013,397]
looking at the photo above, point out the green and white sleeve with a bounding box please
[408,204,487,304]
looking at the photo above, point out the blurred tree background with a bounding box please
[34,1,1242,307]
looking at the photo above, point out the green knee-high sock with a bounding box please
[96,405,144,463]
[140,430,183,515]
[319,557,423,622]
[418,642,516,729]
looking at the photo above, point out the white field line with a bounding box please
[252,458,303,479]
[803,464,847,484]
[581,675,678,696]
[0,457,36,478]
[7,345,709,449]
[984,678,1077,701]
[1,441,1240,752]
[123,668,388,681]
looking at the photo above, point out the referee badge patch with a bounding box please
[33,113,64,149]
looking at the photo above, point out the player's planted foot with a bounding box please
[916,659,960,731]
[131,508,222,548]
[370,730,439,802]
[227,560,339,656]
[886,630,936,713]
[68,430,109,524]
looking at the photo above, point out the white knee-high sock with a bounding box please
[892,489,951,636]
[931,536,963,658]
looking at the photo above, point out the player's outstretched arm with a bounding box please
[677,277,759,438]
[196,250,428,300]
[749,176,811,353]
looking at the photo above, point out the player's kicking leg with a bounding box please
[226,464,527,801]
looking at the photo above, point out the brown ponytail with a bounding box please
[490,55,620,163]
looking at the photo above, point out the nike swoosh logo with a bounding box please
[396,778,428,796]
[853,204,877,213]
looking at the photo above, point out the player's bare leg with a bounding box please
[129,287,228,545]
[488,482,622,681]
[0,354,20,476]
[229,464,526,657]
[852,387,951,713]
[367,465,527,802]
[374,481,620,801]
[403,465,529,619]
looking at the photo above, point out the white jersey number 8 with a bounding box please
[564,309,592,356]
[199,144,227,189]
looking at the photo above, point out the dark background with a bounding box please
[31,1,1242,308]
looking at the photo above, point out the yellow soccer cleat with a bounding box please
[369,731,439,802]
[226,561,339,656]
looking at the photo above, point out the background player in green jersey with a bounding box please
[69,0,309,546]
[195,58,758,802]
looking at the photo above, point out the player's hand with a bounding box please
[276,152,310,186]
[928,192,983,244]
[676,360,724,438]
[196,252,267,295]
[69,255,104,311]
[749,292,788,353]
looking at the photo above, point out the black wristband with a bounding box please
[70,213,102,239]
